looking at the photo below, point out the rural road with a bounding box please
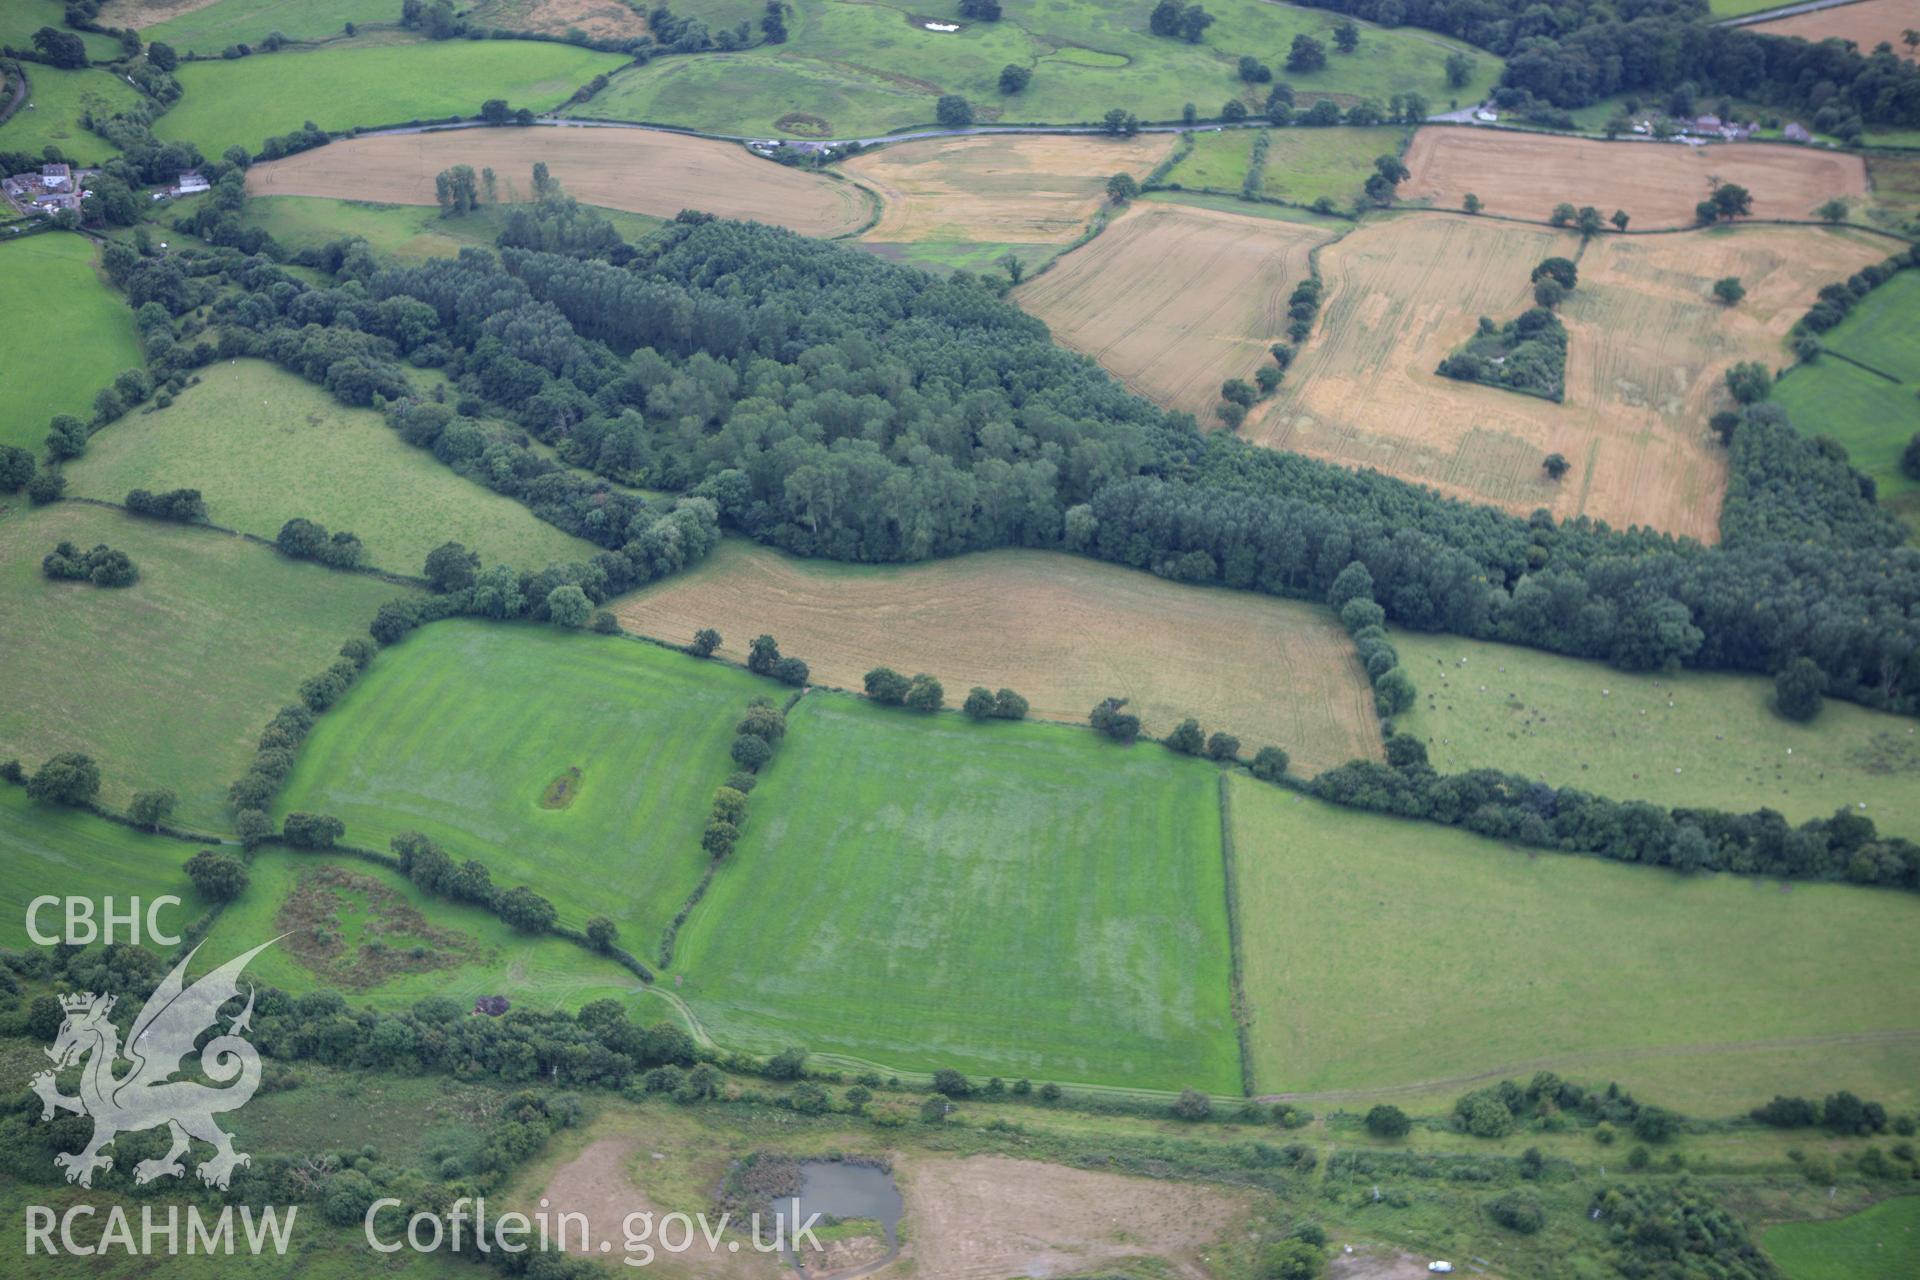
[1716,0,1868,24]
[362,114,1313,152]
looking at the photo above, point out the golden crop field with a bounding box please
[1246,215,1890,540]
[1402,128,1870,227]
[613,540,1382,775]
[845,132,1176,245]
[246,127,873,237]
[1013,201,1336,420]
[1751,0,1920,62]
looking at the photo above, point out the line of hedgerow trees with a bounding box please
[50,184,1918,724]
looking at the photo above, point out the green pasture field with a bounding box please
[1391,631,1920,839]
[0,234,143,453]
[120,0,397,52]
[273,620,769,945]
[202,848,643,1011]
[571,0,1499,138]
[1142,186,1350,227]
[0,785,208,949]
[1823,269,1920,383]
[1772,356,1919,534]
[230,194,665,261]
[672,693,1239,1093]
[0,64,144,162]
[66,360,595,573]
[1163,126,1256,191]
[154,42,628,158]
[1765,1196,1920,1280]
[0,501,410,830]
[1256,124,1408,205]
[1709,0,1797,16]
[0,1,124,61]
[860,237,1057,276]
[1229,777,1920,1112]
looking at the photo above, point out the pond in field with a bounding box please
[779,1161,902,1275]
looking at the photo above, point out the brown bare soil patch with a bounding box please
[467,0,651,39]
[1752,0,1920,61]
[247,129,871,237]
[540,1137,777,1276]
[1402,128,1869,227]
[1242,215,1889,540]
[275,863,482,990]
[897,1153,1249,1280]
[1013,201,1335,418]
[846,133,1176,244]
[1328,1246,1459,1279]
[99,0,222,30]
[540,765,582,809]
[614,541,1381,775]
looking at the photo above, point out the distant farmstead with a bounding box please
[2,165,93,218]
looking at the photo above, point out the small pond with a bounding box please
[778,1160,903,1275]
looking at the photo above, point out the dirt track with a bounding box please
[1402,127,1869,227]
[246,128,872,237]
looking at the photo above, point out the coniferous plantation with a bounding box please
[5,0,1920,1273]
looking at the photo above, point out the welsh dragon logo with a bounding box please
[31,940,276,1190]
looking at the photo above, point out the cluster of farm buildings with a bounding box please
[2,163,209,225]
[1,163,88,217]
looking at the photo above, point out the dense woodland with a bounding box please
[82,191,1915,718]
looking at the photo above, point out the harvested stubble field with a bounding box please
[1230,778,1920,1111]
[1751,0,1920,62]
[1248,215,1889,539]
[0,502,412,830]
[1014,201,1335,421]
[614,540,1381,774]
[845,132,1175,245]
[1401,128,1869,227]
[672,693,1239,1092]
[247,128,872,238]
